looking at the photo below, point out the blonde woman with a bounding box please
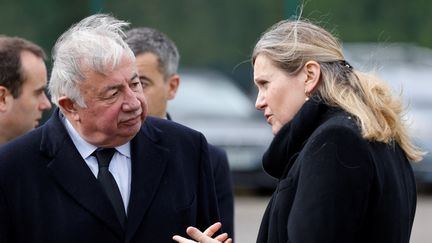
[173,19,422,243]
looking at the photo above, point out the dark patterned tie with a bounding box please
[93,148,127,229]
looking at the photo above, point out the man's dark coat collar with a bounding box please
[40,108,169,241]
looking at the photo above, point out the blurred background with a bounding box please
[1,0,431,242]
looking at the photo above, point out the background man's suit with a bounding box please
[0,109,220,243]
[167,114,234,238]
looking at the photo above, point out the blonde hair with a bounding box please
[252,19,424,161]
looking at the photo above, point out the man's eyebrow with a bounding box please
[138,74,152,82]
[35,86,47,93]
[101,73,140,93]
[102,84,123,93]
[130,73,138,81]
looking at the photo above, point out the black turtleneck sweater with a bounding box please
[256,97,416,243]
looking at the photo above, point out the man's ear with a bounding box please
[303,60,321,94]
[167,74,180,100]
[58,96,80,121]
[0,86,11,112]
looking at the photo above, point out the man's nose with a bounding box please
[122,87,141,111]
[39,93,52,111]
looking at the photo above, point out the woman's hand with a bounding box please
[172,222,232,243]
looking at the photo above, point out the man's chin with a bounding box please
[121,122,142,136]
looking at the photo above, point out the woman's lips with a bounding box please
[265,114,272,125]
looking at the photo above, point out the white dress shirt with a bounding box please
[63,117,132,212]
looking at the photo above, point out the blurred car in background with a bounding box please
[344,43,432,184]
[168,69,276,190]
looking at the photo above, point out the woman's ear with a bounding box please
[303,61,321,93]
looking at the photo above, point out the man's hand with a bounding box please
[172,222,232,243]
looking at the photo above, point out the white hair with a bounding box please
[49,14,135,107]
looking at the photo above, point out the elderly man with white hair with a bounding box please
[0,14,220,243]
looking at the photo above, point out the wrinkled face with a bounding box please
[69,55,147,147]
[6,51,51,137]
[135,53,173,118]
[254,54,307,135]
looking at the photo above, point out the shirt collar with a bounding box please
[62,116,131,159]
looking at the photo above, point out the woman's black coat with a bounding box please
[256,98,416,243]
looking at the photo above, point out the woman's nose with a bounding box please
[255,92,266,110]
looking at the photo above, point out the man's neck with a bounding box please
[0,126,14,145]
[0,136,8,145]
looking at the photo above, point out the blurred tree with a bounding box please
[303,0,432,45]
[0,0,88,64]
[107,0,282,67]
[105,0,282,89]
[1,0,431,89]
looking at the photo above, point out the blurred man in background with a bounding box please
[125,27,234,239]
[0,36,52,145]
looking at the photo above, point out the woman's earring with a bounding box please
[305,90,310,101]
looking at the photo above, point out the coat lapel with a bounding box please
[41,109,124,239]
[125,118,169,241]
